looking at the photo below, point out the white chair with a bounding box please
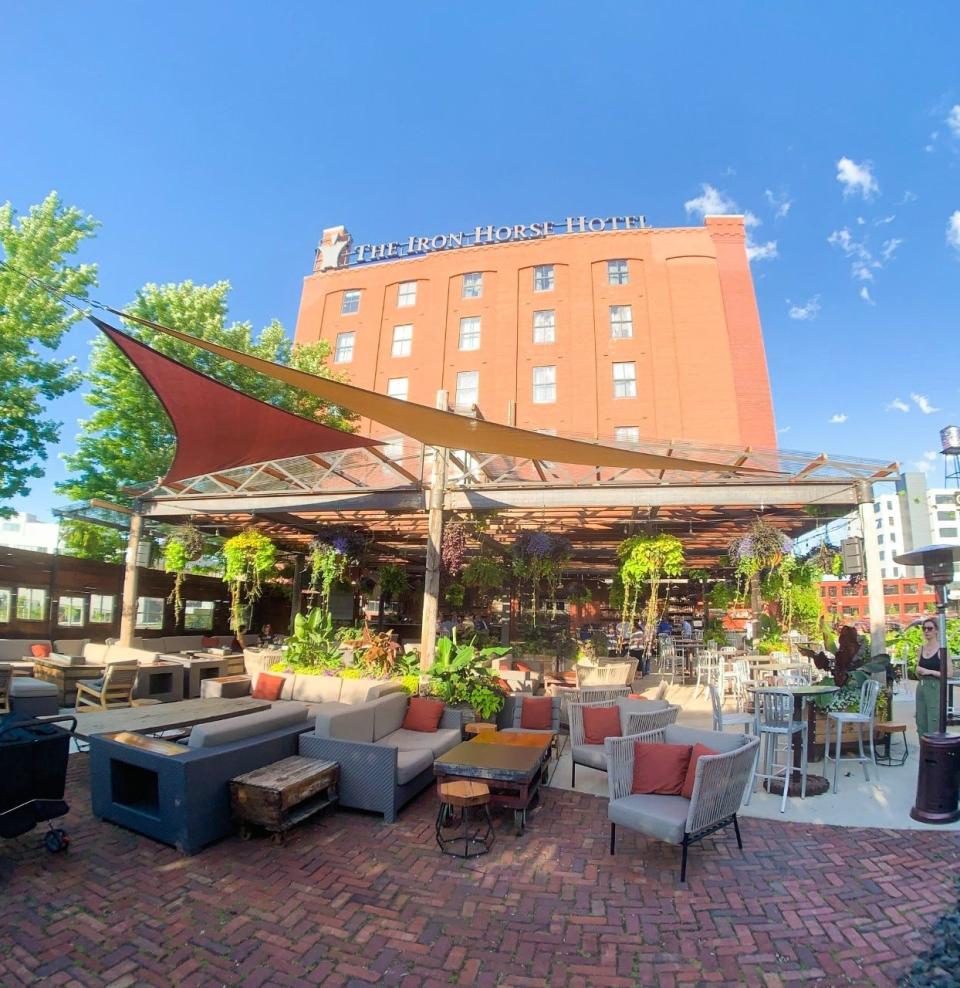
[892,655,911,696]
[709,683,753,734]
[746,688,807,813]
[693,649,718,700]
[825,679,880,792]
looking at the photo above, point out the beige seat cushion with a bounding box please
[188,703,308,748]
[291,675,342,704]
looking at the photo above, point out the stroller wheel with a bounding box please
[45,828,69,853]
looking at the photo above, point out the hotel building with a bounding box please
[294,214,777,449]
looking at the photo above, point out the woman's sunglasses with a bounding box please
[923,625,937,632]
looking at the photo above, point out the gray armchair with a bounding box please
[568,698,680,788]
[605,724,760,881]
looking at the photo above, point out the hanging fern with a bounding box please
[163,524,204,624]
[222,530,277,635]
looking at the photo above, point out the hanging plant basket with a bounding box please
[222,529,277,635]
[163,524,205,624]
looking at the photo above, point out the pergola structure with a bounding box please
[92,313,897,661]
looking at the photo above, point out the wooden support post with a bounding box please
[119,506,144,647]
[856,479,887,655]
[419,391,449,676]
[289,554,304,634]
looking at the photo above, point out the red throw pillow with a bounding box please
[631,742,693,796]
[681,742,719,800]
[201,635,219,648]
[31,643,51,658]
[628,693,648,700]
[520,696,553,730]
[494,677,515,693]
[402,696,445,732]
[514,661,533,673]
[251,672,285,701]
[582,705,622,746]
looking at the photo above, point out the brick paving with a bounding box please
[0,754,957,987]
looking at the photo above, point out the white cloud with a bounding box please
[925,132,939,153]
[829,413,847,424]
[764,189,792,218]
[684,183,777,262]
[911,392,940,414]
[856,216,866,226]
[947,211,960,253]
[914,450,938,473]
[684,184,737,218]
[947,105,960,137]
[836,157,879,199]
[886,398,909,413]
[777,425,792,434]
[787,296,821,320]
[875,215,896,226]
[880,238,903,261]
[859,286,874,305]
[898,190,918,205]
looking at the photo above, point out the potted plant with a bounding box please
[282,606,343,672]
[427,635,511,722]
[222,529,277,636]
[376,563,409,629]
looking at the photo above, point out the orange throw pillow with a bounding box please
[30,643,51,657]
[681,742,719,800]
[201,635,219,648]
[520,696,553,730]
[628,693,648,700]
[514,661,533,673]
[251,672,285,701]
[631,742,693,796]
[402,696,445,732]
[495,677,514,694]
[582,705,622,746]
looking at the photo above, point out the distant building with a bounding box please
[819,575,937,626]
[0,513,58,554]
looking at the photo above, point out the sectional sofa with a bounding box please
[298,691,464,822]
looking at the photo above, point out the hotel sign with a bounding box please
[318,215,647,270]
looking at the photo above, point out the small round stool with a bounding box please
[435,781,495,858]
[464,722,497,736]
[874,723,909,767]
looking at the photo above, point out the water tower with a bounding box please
[942,425,960,489]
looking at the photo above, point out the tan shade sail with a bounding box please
[104,308,774,476]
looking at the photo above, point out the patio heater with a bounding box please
[893,544,960,824]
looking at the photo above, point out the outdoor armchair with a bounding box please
[75,661,139,712]
[605,724,760,881]
[569,698,680,788]
[576,660,637,689]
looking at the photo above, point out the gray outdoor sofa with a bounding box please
[298,692,463,822]
[89,703,313,854]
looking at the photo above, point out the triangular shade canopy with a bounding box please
[103,310,773,476]
[94,318,380,484]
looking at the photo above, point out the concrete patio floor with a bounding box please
[547,679,960,832]
[1,751,958,987]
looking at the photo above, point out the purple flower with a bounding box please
[331,536,350,555]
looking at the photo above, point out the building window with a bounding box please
[459,316,481,351]
[387,377,409,401]
[462,272,483,298]
[610,305,634,339]
[341,290,361,315]
[941,527,959,538]
[612,361,637,398]
[883,584,898,596]
[841,585,857,597]
[0,587,10,622]
[184,600,215,631]
[57,595,85,627]
[828,586,837,598]
[397,281,416,308]
[903,583,918,595]
[533,265,555,292]
[334,332,355,363]
[938,510,957,522]
[89,594,114,624]
[455,371,479,408]
[842,606,859,617]
[391,324,413,357]
[533,366,556,404]
[16,587,47,622]
[935,494,953,504]
[879,550,886,560]
[877,534,884,545]
[533,310,556,344]
[614,426,639,444]
[608,259,629,285]
[888,516,895,526]
[905,602,920,615]
[135,596,165,630]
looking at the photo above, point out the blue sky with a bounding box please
[3,2,959,520]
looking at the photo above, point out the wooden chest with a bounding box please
[230,756,338,842]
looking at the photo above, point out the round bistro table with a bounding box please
[749,683,840,797]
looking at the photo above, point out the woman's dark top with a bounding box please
[918,648,941,673]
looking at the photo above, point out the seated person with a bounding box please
[657,618,673,636]
[259,623,274,646]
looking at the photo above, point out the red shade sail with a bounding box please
[94,318,379,484]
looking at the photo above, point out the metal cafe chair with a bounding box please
[825,679,880,792]
[746,687,807,814]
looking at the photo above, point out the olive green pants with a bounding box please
[915,678,941,736]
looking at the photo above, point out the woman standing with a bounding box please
[915,620,943,736]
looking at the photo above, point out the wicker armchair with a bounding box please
[605,724,760,881]
[568,698,679,788]
[576,661,637,689]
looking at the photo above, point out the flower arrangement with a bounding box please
[511,531,571,624]
[729,520,793,583]
[441,520,468,576]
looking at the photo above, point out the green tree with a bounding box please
[58,280,356,556]
[0,192,98,514]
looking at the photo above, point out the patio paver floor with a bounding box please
[0,753,957,987]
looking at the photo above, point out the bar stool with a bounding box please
[746,687,807,814]
[435,781,495,858]
[825,679,880,792]
[874,722,909,767]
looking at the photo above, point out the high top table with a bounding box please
[72,696,272,741]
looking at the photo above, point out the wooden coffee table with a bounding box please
[434,732,553,835]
